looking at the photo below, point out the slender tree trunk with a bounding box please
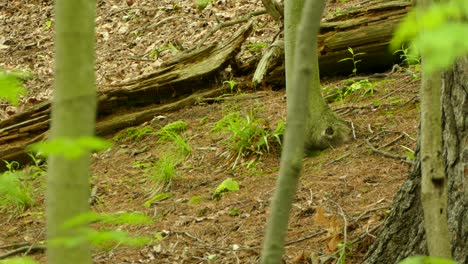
[46,0,96,263]
[362,57,467,264]
[285,0,349,152]
[260,0,326,263]
[418,0,451,257]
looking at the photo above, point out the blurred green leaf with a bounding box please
[0,72,27,105]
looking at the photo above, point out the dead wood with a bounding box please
[253,0,413,86]
[0,23,252,171]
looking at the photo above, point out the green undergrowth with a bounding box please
[113,126,155,141]
[211,110,285,163]
[0,155,47,215]
[142,121,191,195]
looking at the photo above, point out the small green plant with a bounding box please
[196,0,211,10]
[223,79,239,94]
[149,42,179,59]
[160,132,191,156]
[156,121,191,156]
[0,71,27,105]
[212,112,277,157]
[401,145,415,161]
[212,178,239,200]
[0,170,34,214]
[246,42,268,53]
[43,20,53,30]
[398,256,457,264]
[199,116,209,125]
[151,152,179,190]
[338,47,366,76]
[144,192,172,207]
[212,111,285,168]
[394,44,421,66]
[114,126,154,141]
[132,161,152,169]
[336,79,375,101]
[188,196,205,205]
[157,121,188,138]
[229,208,241,216]
[337,241,352,264]
[26,153,47,179]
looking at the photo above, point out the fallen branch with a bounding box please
[0,245,46,259]
[195,10,267,49]
[365,139,412,164]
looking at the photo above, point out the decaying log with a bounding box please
[254,0,413,86]
[0,23,253,171]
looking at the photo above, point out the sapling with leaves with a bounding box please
[338,47,366,76]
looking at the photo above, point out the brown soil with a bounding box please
[0,0,420,263]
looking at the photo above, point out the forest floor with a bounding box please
[0,0,420,263]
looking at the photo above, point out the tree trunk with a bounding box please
[261,1,325,262]
[362,57,467,264]
[46,0,96,263]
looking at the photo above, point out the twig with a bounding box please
[328,200,348,264]
[146,16,178,31]
[197,93,262,104]
[284,230,327,246]
[0,242,30,250]
[382,134,404,148]
[351,222,384,244]
[0,245,46,259]
[350,121,356,139]
[365,139,412,164]
[378,78,418,100]
[195,10,267,49]
[325,153,350,166]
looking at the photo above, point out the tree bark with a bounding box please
[46,0,96,263]
[362,57,467,264]
[261,0,325,262]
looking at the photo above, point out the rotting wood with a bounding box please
[253,0,413,86]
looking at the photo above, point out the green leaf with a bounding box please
[188,195,205,205]
[391,0,468,73]
[0,257,39,264]
[77,136,113,152]
[61,211,152,229]
[144,192,172,207]
[28,136,112,159]
[0,72,27,105]
[398,256,458,264]
[196,0,211,10]
[213,178,239,199]
[338,58,353,63]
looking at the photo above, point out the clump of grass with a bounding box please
[151,152,179,192]
[212,111,284,160]
[114,126,154,141]
[157,121,187,139]
[0,171,34,214]
[157,121,191,156]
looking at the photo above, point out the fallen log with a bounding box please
[0,23,253,170]
[253,0,413,85]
